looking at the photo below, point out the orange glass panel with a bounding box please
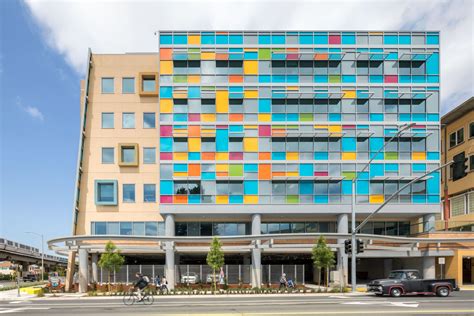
[160,48,173,60]
[229,114,243,121]
[174,195,188,204]
[188,164,201,177]
[259,152,271,160]
[315,53,328,60]
[229,75,243,83]
[259,164,271,180]
[201,152,215,160]
[188,126,201,137]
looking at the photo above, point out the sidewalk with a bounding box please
[0,289,36,301]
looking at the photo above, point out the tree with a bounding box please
[98,241,125,291]
[206,237,224,292]
[311,236,335,291]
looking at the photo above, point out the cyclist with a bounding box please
[133,272,149,301]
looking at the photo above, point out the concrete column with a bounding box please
[91,253,99,283]
[164,214,175,289]
[251,214,262,288]
[423,214,436,232]
[423,257,436,279]
[383,259,393,277]
[78,248,89,293]
[337,214,348,286]
[65,251,76,292]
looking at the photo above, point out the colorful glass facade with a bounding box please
[158,31,440,207]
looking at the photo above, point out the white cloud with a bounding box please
[16,97,45,121]
[24,0,473,113]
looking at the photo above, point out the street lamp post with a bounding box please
[26,232,45,282]
[350,123,414,292]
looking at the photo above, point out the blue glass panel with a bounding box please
[314,33,328,44]
[386,52,398,60]
[229,125,243,132]
[259,34,271,44]
[160,181,173,195]
[341,33,355,44]
[287,75,298,83]
[300,164,313,176]
[314,152,329,160]
[314,195,329,203]
[272,75,285,83]
[300,181,313,194]
[173,114,187,122]
[244,180,258,194]
[370,113,384,121]
[369,75,383,83]
[427,114,439,121]
[259,99,271,113]
[160,138,172,152]
[329,113,341,121]
[370,137,384,152]
[216,35,228,44]
[229,34,243,44]
[342,137,356,151]
[399,113,411,121]
[314,75,328,83]
[342,180,352,194]
[385,164,398,172]
[216,129,228,152]
[159,35,172,44]
[188,152,200,160]
[272,152,286,160]
[412,113,426,121]
[174,164,187,172]
[356,180,369,194]
[259,75,271,83]
[202,172,216,180]
[370,164,384,177]
[370,152,384,160]
[272,35,285,44]
[427,171,440,194]
[229,195,243,204]
[287,113,298,121]
[399,35,411,45]
[427,34,439,45]
[188,87,200,98]
[427,75,439,83]
[427,152,440,160]
[412,75,425,83]
[299,34,313,44]
[188,195,201,204]
[357,171,369,180]
[160,86,172,98]
[201,33,215,44]
[244,164,258,172]
[383,35,398,45]
[244,52,258,60]
[426,53,439,74]
[342,75,356,83]
[399,75,411,83]
[272,114,285,121]
[413,163,426,172]
[427,195,440,203]
[174,34,187,44]
[412,195,426,203]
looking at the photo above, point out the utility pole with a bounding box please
[26,232,45,282]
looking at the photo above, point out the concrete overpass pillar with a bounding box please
[164,214,175,289]
[423,257,436,279]
[65,251,76,292]
[78,248,89,293]
[337,214,348,286]
[251,214,262,288]
[91,253,99,283]
[423,214,436,232]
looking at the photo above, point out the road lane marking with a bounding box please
[0,307,50,314]
[343,301,419,308]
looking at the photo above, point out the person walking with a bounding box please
[279,273,287,289]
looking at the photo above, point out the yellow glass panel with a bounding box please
[173,172,187,177]
[315,125,328,129]
[243,61,258,74]
[328,125,342,133]
[216,164,228,172]
[287,86,299,91]
[343,90,356,99]
[201,52,216,60]
[287,171,298,177]
[173,152,188,160]
[216,90,229,113]
[342,152,356,160]
[244,90,258,98]
[188,75,200,83]
[216,195,229,204]
[370,195,384,203]
[244,125,258,129]
[160,61,173,75]
[173,92,187,99]
[287,152,299,160]
[243,138,258,152]
[412,152,426,160]
[201,114,216,122]
[188,35,200,45]
[215,152,229,160]
[258,114,271,122]
[160,99,173,113]
[244,195,258,204]
[188,138,201,151]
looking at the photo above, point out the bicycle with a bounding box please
[122,288,154,305]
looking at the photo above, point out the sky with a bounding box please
[0,0,473,254]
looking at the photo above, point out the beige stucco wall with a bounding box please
[76,53,162,235]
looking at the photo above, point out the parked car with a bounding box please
[367,269,459,297]
[22,274,38,282]
[180,272,200,284]
[205,273,220,284]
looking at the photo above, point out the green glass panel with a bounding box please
[173,76,187,83]
[300,114,313,121]
[342,171,356,180]
[329,75,341,83]
[286,195,299,204]
[258,49,271,60]
[188,53,200,60]
[385,152,398,160]
[229,164,243,176]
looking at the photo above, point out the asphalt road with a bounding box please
[0,292,473,315]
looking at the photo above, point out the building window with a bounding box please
[450,195,466,217]
[118,143,138,166]
[101,78,114,94]
[123,184,135,203]
[143,147,156,164]
[143,113,156,128]
[122,113,135,128]
[144,184,156,202]
[449,128,464,148]
[139,73,158,96]
[95,180,117,205]
[470,155,474,171]
[101,147,114,164]
[470,122,474,139]
[122,77,135,94]
[101,113,114,129]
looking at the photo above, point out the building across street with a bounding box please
[45,31,474,292]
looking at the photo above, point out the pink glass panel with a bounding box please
[384,75,398,83]
[329,35,341,44]
[160,195,173,203]
[229,152,243,160]
[160,125,172,136]
[314,171,329,176]
[188,114,200,121]
[286,54,299,60]
[160,152,173,160]
[259,125,271,136]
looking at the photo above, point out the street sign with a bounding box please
[438,257,445,264]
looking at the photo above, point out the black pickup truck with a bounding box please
[367,269,459,297]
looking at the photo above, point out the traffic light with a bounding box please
[344,239,352,254]
[452,152,468,181]
[357,239,365,253]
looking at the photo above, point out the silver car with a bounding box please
[205,273,220,283]
[180,272,200,284]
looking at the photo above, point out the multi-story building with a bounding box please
[440,97,474,230]
[64,31,448,291]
